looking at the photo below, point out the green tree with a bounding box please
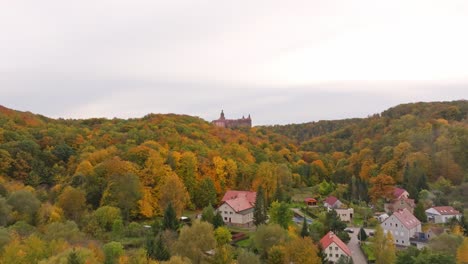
[268,201,292,229]
[193,178,217,208]
[162,203,179,231]
[414,202,427,223]
[358,227,368,241]
[372,225,396,264]
[67,249,82,264]
[300,217,309,237]
[103,241,124,264]
[173,220,216,264]
[253,186,267,226]
[146,234,170,261]
[92,206,122,232]
[7,189,40,224]
[236,250,261,264]
[101,173,142,220]
[253,224,287,257]
[201,204,215,224]
[214,226,231,246]
[213,212,224,228]
[0,198,12,226]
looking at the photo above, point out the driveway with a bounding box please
[347,227,368,264]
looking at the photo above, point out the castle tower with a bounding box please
[220,110,225,120]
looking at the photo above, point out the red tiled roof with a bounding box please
[304,198,317,202]
[221,190,256,213]
[432,206,460,215]
[392,208,420,229]
[320,231,352,256]
[324,196,339,206]
[393,188,407,199]
[222,190,256,204]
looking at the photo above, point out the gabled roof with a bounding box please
[394,188,408,199]
[304,198,317,202]
[430,206,461,215]
[324,196,339,206]
[390,208,421,229]
[320,231,352,256]
[222,190,256,204]
[221,190,256,213]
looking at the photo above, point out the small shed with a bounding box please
[304,198,317,206]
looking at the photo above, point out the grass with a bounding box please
[361,242,376,262]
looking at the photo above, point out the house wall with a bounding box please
[381,215,421,247]
[434,214,461,224]
[335,208,354,222]
[216,203,254,227]
[323,242,349,263]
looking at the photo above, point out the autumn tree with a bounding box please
[7,189,40,224]
[372,225,396,264]
[457,237,468,264]
[237,250,261,264]
[159,172,190,217]
[57,186,87,222]
[369,174,395,203]
[100,173,142,220]
[285,236,321,264]
[253,224,287,257]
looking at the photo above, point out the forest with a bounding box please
[0,100,466,263]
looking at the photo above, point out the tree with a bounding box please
[456,237,468,264]
[300,217,309,237]
[7,189,40,224]
[57,186,87,222]
[253,224,287,257]
[159,172,190,217]
[214,226,232,246]
[162,256,192,264]
[103,241,124,264]
[369,174,395,203]
[213,212,224,228]
[253,186,267,226]
[269,201,292,229]
[173,220,216,264]
[372,225,396,264]
[267,245,286,264]
[414,202,427,223]
[67,249,82,264]
[336,256,354,264]
[91,206,122,232]
[237,250,261,264]
[358,227,368,241]
[162,203,179,231]
[100,173,142,220]
[147,234,170,261]
[201,204,215,224]
[285,236,321,264]
[193,178,217,208]
[213,244,234,264]
[0,198,11,226]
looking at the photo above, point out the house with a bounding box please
[425,206,462,224]
[384,197,416,214]
[324,196,342,209]
[320,231,352,263]
[334,208,354,222]
[381,208,421,247]
[216,190,256,227]
[304,197,317,206]
[393,187,409,200]
[377,213,389,223]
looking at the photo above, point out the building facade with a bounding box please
[425,206,462,224]
[381,208,421,247]
[216,190,256,227]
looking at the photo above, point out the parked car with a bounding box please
[344,228,354,233]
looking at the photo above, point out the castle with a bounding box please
[212,110,252,128]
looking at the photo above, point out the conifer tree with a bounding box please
[213,212,224,228]
[163,202,179,231]
[414,202,427,223]
[358,227,368,241]
[300,217,309,237]
[253,186,267,226]
[67,249,81,264]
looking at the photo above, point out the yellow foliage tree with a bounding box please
[457,237,468,264]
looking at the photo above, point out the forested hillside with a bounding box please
[0,100,466,263]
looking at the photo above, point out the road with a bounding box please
[347,227,372,264]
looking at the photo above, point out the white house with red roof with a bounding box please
[381,208,421,247]
[324,196,342,209]
[216,190,256,227]
[320,231,352,263]
[425,206,462,224]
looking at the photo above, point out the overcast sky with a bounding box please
[1,1,467,125]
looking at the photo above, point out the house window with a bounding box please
[390,223,392,227]
[230,212,233,214]
[396,240,399,243]
[329,246,332,250]
[336,254,339,258]
[329,254,332,257]
[335,247,338,251]
[224,217,227,220]
[402,240,404,244]
[224,211,228,214]
[396,224,398,227]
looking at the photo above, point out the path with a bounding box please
[347,227,368,264]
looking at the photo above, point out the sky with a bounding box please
[1,0,467,125]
